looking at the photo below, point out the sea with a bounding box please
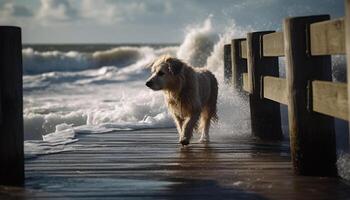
[22,18,350,180]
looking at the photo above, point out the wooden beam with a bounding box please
[262,32,285,57]
[284,15,337,176]
[242,73,249,92]
[346,0,350,147]
[247,31,283,140]
[240,40,247,59]
[310,18,345,55]
[312,80,348,121]
[263,76,288,105]
[0,26,24,186]
[231,39,247,91]
[224,44,232,83]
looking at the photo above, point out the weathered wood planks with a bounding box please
[346,0,350,144]
[262,32,285,57]
[310,18,345,55]
[0,26,24,186]
[224,44,232,83]
[262,76,288,105]
[17,128,350,199]
[312,80,348,121]
[231,39,247,90]
[284,15,337,176]
[247,31,283,140]
[240,40,247,59]
[242,73,249,92]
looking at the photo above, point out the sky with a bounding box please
[0,0,345,44]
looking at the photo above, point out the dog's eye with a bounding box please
[157,71,165,76]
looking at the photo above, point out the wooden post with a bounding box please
[346,0,350,149]
[224,44,232,84]
[247,31,283,140]
[284,15,337,176]
[0,26,24,186]
[231,39,247,91]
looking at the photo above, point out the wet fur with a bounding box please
[146,55,218,145]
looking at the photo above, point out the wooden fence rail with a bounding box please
[224,3,350,176]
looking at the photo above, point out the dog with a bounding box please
[145,55,218,145]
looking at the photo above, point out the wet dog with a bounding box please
[146,55,218,145]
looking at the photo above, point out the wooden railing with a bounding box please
[224,1,350,177]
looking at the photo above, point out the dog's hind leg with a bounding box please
[199,111,211,143]
[180,113,200,145]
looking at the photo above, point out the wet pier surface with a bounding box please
[2,128,350,199]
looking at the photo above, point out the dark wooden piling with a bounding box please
[246,31,283,140]
[0,26,24,186]
[223,44,232,84]
[346,0,350,147]
[284,15,337,176]
[231,39,247,91]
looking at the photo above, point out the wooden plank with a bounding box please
[247,31,283,140]
[310,18,345,55]
[0,26,24,186]
[242,73,249,92]
[223,44,232,83]
[263,76,287,105]
[284,15,337,176]
[346,0,350,146]
[240,40,247,58]
[18,128,350,200]
[312,80,348,120]
[262,32,285,57]
[231,39,247,91]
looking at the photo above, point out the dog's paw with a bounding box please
[199,137,209,143]
[180,138,190,146]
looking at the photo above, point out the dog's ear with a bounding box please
[166,57,183,75]
[145,60,155,69]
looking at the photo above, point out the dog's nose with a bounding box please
[146,81,153,88]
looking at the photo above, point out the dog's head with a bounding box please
[145,55,183,91]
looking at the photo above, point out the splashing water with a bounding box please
[177,16,218,67]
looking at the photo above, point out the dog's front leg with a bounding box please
[180,113,200,145]
[174,115,184,140]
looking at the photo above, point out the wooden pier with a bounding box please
[0,128,349,199]
[224,1,350,177]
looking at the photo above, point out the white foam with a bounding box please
[338,153,350,180]
[177,16,218,67]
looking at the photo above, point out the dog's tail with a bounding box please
[208,72,218,123]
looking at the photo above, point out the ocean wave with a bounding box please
[22,46,178,75]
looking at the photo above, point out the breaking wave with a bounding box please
[22,46,178,74]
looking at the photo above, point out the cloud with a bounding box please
[1,0,175,26]
[37,0,77,23]
[6,3,32,17]
[80,0,147,25]
[0,2,32,18]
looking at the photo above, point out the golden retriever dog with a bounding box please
[146,55,218,145]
